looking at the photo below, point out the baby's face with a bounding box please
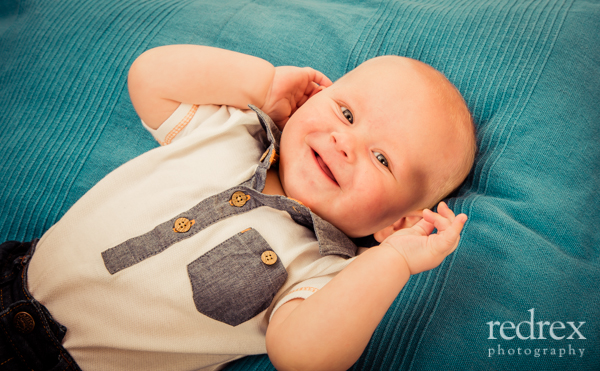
[279,56,468,237]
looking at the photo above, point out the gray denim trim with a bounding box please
[101,106,356,275]
[248,106,356,258]
[249,104,281,154]
[188,228,287,326]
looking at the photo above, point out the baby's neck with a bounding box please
[262,169,287,197]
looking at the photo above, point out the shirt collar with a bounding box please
[248,105,357,259]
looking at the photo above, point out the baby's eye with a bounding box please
[374,151,389,167]
[341,106,353,124]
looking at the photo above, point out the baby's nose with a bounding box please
[331,131,356,162]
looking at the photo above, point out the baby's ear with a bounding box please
[373,210,423,243]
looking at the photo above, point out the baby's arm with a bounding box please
[128,45,274,129]
[266,202,467,371]
[127,45,330,129]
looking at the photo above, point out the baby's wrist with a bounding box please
[260,80,275,110]
[378,242,413,277]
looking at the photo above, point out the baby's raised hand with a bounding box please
[261,66,332,129]
[381,202,467,275]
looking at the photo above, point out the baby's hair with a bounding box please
[425,70,477,208]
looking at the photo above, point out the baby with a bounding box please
[4,45,475,371]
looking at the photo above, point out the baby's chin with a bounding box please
[336,223,376,239]
[278,172,379,238]
[309,206,377,239]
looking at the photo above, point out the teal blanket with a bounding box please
[1,0,598,369]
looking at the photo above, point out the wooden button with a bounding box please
[259,149,270,162]
[230,191,250,207]
[261,251,277,265]
[173,217,195,233]
[269,151,279,165]
[14,312,35,334]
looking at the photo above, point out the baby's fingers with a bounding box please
[305,67,333,87]
[422,207,452,232]
[306,83,325,100]
[423,202,464,233]
[410,217,435,236]
[438,213,467,251]
[436,201,456,222]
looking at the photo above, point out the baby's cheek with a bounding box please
[354,185,393,226]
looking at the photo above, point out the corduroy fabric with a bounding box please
[1,0,598,370]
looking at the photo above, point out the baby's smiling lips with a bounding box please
[314,151,338,185]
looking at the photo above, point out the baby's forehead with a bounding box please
[335,60,429,100]
[339,58,467,121]
[338,56,451,94]
[340,56,422,82]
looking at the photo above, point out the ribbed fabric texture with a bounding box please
[1,0,598,370]
[0,0,193,241]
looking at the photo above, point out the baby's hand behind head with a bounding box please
[261,66,332,130]
[380,201,467,275]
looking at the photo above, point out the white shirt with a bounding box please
[28,104,356,371]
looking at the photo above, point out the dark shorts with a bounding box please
[0,240,80,371]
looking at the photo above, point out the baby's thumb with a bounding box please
[439,214,467,254]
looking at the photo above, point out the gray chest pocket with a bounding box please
[187,228,287,326]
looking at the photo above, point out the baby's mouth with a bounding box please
[314,151,338,185]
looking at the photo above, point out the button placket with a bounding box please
[102,106,355,277]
